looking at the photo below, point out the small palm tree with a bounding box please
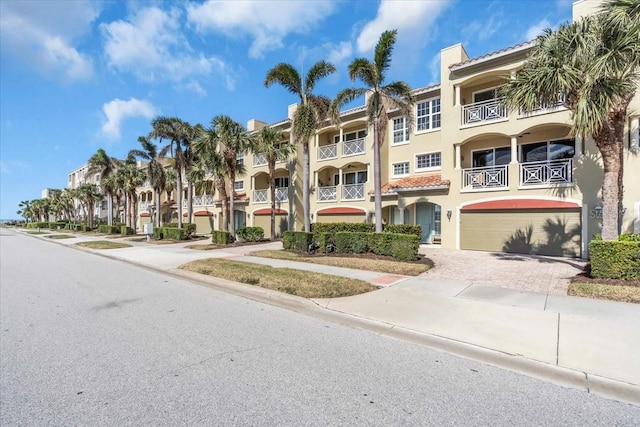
[255,126,296,240]
[88,148,120,226]
[17,200,32,222]
[265,60,336,232]
[332,29,414,232]
[116,156,146,230]
[77,184,103,229]
[130,136,167,227]
[500,0,640,240]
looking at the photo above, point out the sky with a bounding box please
[0,0,574,220]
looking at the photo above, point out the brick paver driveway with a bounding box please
[419,247,587,295]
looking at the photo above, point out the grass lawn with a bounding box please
[26,231,50,235]
[45,234,75,239]
[184,244,220,250]
[75,241,132,249]
[179,258,375,298]
[569,282,640,304]
[250,250,431,276]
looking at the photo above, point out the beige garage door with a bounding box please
[194,215,213,235]
[254,214,288,237]
[460,209,581,257]
[317,214,366,224]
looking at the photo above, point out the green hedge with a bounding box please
[383,224,422,238]
[49,221,67,230]
[165,222,196,237]
[164,227,186,240]
[368,233,420,261]
[311,222,375,236]
[619,233,640,242]
[316,232,334,253]
[282,231,313,251]
[589,240,640,280]
[212,230,233,244]
[27,222,49,229]
[237,226,264,242]
[120,226,134,235]
[335,232,369,254]
[99,225,120,234]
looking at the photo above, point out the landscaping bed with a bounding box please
[569,266,640,304]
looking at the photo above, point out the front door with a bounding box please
[416,203,434,243]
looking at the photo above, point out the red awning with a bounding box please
[194,211,214,217]
[462,199,580,211]
[254,208,288,216]
[317,207,366,215]
[140,212,151,217]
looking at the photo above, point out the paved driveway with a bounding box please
[418,246,587,295]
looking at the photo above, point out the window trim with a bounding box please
[470,145,512,167]
[518,138,576,163]
[415,151,442,171]
[333,128,367,144]
[234,180,244,191]
[391,117,410,145]
[472,85,500,103]
[415,97,441,134]
[391,161,410,178]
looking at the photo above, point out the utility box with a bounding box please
[143,223,154,235]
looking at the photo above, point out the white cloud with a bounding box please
[428,52,440,85]
[525,19,551,41]
[0,0,97,81]
[101,98,158,140]
[101,6,231,91]
[356,0,451,53]
[0,159,28,176]
[327,41,353,66]
[186,0,337,58]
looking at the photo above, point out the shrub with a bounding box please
[618,233,640,242]
[368,232,395,256]
[163,227,186,240]
[369,232,420,261]
[164,222,196,237]
[153,227,164,240]
[383,224,422,238]
[212,230,233,244]
[121,226,134,235]
[282,231,295,250]
[282,231,313,251]
[589,240,640,280]
[49,222,66,230]
[311,222,375,237]
[335,232,369,254]
[237,226,264,242]
[316,232,335,253]
[99,225,120,234]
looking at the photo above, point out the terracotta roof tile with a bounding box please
[372,174,450,195]
[449,40,535,70]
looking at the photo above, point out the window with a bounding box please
[416,152,441,170]
[333,129,367,143]
[274,177,289,188]
[473,87,498,103]
[334,171,367,185]
[392,162,410,177]
[392,117,409,144]
[520,139,575,163]
[416,98,441,132]
[472,147,511,167]
[234,180,244,191]
[236,152,245,166]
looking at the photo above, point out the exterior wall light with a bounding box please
[446,209,453,220]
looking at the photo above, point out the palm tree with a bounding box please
[17,200,32,222]
[180,122,200,224]
[332,30,415,232]
[117,155,146,230]
[265,60,336,232]
[255,126,296,240]
[209,115,255,238]
[77,184,102,229]
[150,116,188,228]
[130,136,167,227]
[88,148,120,226]
[500,0,640,240]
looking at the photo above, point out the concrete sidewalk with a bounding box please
[19,229,640,405]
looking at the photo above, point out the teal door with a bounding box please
[234,210,246,230]
[416,203,434,243]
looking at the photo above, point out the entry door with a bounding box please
[234,210,246,230]
[416,203,434,243]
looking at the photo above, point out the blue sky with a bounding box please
[0,0,574,220]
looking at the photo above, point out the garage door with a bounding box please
[253,214,288,237]
[460,208,581,257]
[194,213,213,235]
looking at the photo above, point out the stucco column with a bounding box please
[510,136,518,164]
[574,135,583,157]
[314,133,318,148]
[454,85,460,107]
[630,117,639,150]
[314,171,318,188]
[339,127,343,142]
[251,175,255,190]
[454,144,461,169]
[398,207,405,224]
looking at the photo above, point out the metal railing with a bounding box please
[461,165,508,190]
[275,187,288,202]
[520,159,572,186]
[253,189,268,203]
[343,138,365,156]
[253,153,267,166]
[194,195,203,206]
[203,195,213,205]
[318,144,337,161]
[318,186,337,201]
[462,98,507,125]
[342,184,364,200]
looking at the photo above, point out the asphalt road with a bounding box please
[1,229,638,426]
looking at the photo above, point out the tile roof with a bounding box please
[372,174,451,195]
[449,40,535,70]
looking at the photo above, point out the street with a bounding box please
[1,229,638,425]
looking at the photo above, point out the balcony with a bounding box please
[253,189,268,203]
[139,201,150,211]
[461,165,509,192]
[520,159,572,187]
[343,138,365,156]
[275,187,288,202]
[342,184,365,200]
[462,98,507,127]
[253,153,267,167]
[253,187,289,203]
[318,186,337,201]
[318,144,337,161]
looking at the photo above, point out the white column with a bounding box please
[630,117,639,151]
[314,171,318,188]
[314,133,319,148]
[251,175,255,190]
[510,136,518,164]
[574,135,583,157]
[454,85,460,106]
[455,144,461,169]
[338,168,343,185]
[398,207,405,225]
[339,127,343,142]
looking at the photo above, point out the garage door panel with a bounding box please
[194,216,213,234]
[318,214,366,224]
[254,214,288,237]
[461,209,581,257]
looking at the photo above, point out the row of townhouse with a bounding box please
[68,0,639,258]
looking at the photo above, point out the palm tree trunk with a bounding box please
[373,119,383,232]
[187,181,193,225]
[599,140,621,240]
[269,161,276,240]
[229,171,236,239]
[155,189,161,227]
[303,141,310,232]
[176,171,183,228]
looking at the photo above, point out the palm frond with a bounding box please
[304,60,336,94]
[264,63,303,100]
[348,58,377,88]
[373,29,397,83]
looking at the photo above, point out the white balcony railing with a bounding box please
[461,165,508,190]
[462,98,507,126]
[343,138,365,156]
[253,189,268,203]
[275,187,288,202]
[139,201,150,211]
[183,199,188,208]
[318,186,337,201]
[203,194,213,205]
[318,144,337,161]
[253,153,267,166]
[194,195,203,206]
[520,159,573,187]
[342,184,365,200]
